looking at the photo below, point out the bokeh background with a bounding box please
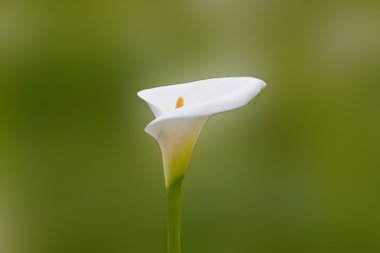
[1,0,380,252]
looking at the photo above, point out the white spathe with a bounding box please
[138,77,266,186]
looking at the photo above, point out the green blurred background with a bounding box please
[1,0,380,252]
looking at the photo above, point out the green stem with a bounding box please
[166,178,183,253]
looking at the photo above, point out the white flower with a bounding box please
[138,77,266,187]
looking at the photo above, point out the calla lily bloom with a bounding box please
[138,77,266,253]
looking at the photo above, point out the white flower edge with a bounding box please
[138,77,266,138]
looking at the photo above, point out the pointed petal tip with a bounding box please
[259,79,267,88]
[137,90,146,100]
[246,76,266,88]
[261,80,267,89]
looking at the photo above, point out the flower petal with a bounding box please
[137,77,266,118]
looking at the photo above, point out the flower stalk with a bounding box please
[166,177,183,253]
